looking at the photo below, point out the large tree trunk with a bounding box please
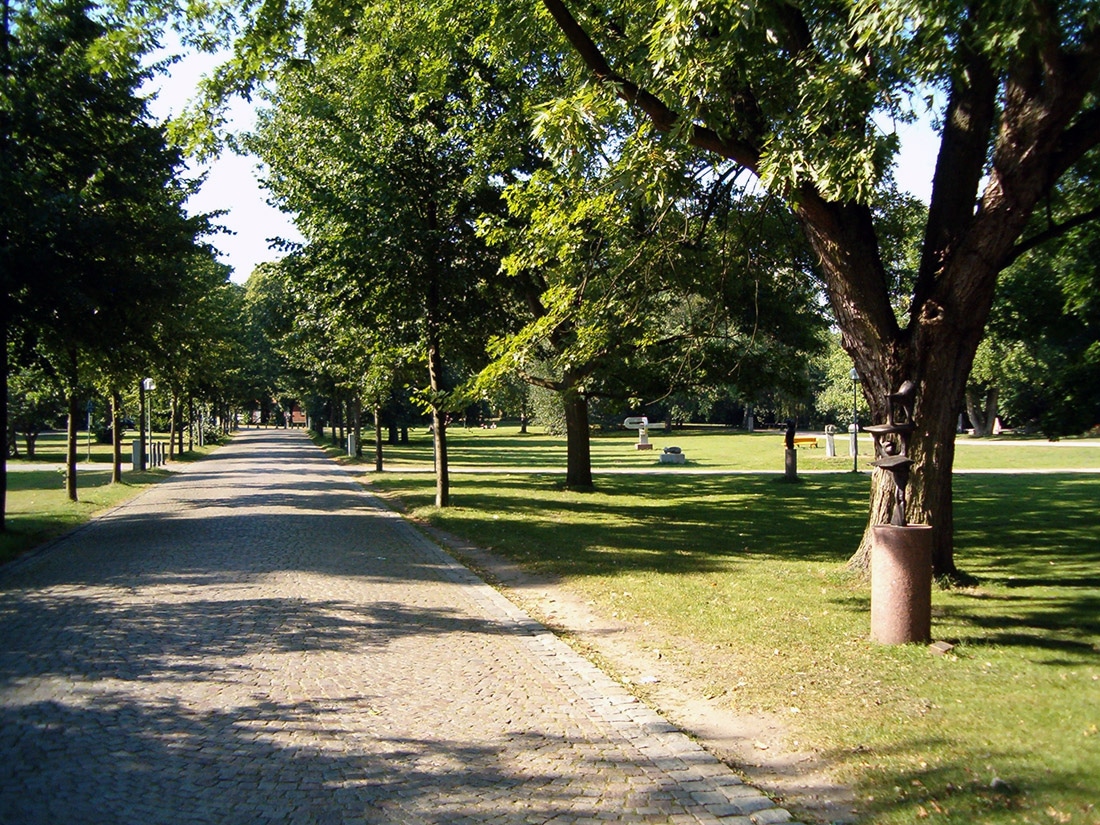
[964,387,999,437]
[563,390,593,489]
[835,241,993,580]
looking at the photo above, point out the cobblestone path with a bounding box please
[0,429,800,825]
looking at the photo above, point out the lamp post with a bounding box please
[86,399,93,462]
[850,368,859,472]
[142,378,155,469]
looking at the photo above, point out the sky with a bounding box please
[145,50,302,285]
[147,51,941,286]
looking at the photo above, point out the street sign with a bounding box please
[623,416,649,430]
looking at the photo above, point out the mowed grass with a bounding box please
[352,425,1100,825]
[2,430,217,564]
[361,423,1100,473]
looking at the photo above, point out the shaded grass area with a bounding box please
[365,467,1100,825]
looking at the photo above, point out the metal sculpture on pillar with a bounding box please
[782,419,799,482]
[864,380,933,644]
[866,381,916,525]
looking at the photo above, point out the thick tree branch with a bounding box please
[914,31,997,305]
[1049,106,1100,184]
[540,0,761,169]
[516,368,563,393]
[1004,201,1100,267]
[772,0,813,56]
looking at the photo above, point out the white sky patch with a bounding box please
[144,47,302,284]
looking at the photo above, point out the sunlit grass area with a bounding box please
[7,428,195,465]
[0,468,169,564]
[327,422,1100,473]
[2,431,221,564]
[356,426,1100,825]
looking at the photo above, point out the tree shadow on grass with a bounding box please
[815,733,1094,825]
[941,475,1100,662]
[418,473,870,576]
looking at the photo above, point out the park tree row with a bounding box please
[0,0,272,528]
[80,0,1100,579]
[231,1,827,508]
[193,0,1099,580]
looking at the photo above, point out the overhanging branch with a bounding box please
[1005,201,1100,266]
[540,0,761,169]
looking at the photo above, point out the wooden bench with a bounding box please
[793,437,819,448]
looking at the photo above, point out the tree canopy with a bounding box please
[149,0,1100,575]
[1,0,228,514]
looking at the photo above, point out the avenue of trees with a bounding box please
[5,0,1098,581]
[0,0,278,528]
[175,0,1098,579]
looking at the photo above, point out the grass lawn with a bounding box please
[344,425,1099,825]
[348,422,1100,473]
[8,427,151,466]
[2,430,219,565]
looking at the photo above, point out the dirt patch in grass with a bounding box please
[420,522,862,825]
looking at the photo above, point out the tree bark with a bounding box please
[0,317,7,530]
[110,390,122,483]
[168,392,178,459]
[965,387,999,437]
[985,389,999,435]
[352,394,363,458]
[138,379,147,472]
[964,389,985,436]
[563,389,593,489]
[427,327,450,506]
[373,406,384,472]
[66,391,79,502]
[176,392,185,456]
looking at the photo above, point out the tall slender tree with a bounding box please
[247,5,521,506]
